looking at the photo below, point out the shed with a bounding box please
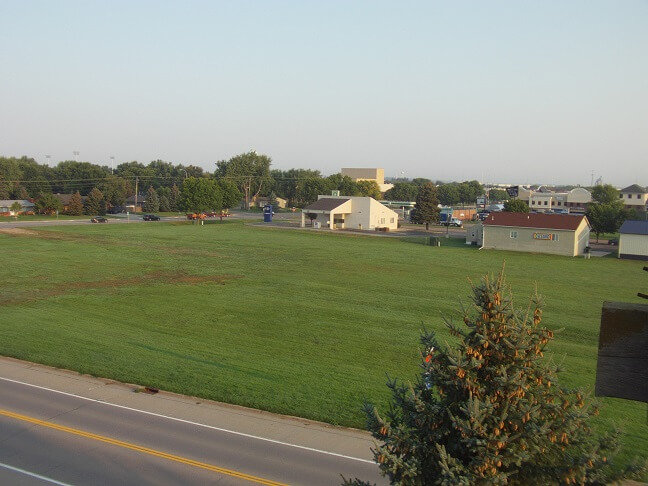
[618,220,648,260]
[482,213,590,257]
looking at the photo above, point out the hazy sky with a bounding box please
[1,1,646,186]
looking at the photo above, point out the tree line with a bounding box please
[1,154,488,212]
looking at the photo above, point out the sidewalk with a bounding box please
[0,356,376,462]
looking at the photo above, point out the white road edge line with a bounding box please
[0,461,75,486]
[0,376,376,464]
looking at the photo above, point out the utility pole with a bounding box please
[110,156,115,175]
[45,154,51,166]
[135,176,139,213]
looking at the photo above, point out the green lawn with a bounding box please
[0,221,646,467]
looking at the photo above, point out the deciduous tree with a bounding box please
[384,183,418,202]
[217,179,242,210]
[591,184,619,205]
[216,151,271,209]
[503,199,529,213]
[35,193,63,214]
[356,180,382,199]
[180,177,221,213]
[586,202,627,242]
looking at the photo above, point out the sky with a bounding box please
[1,0,646,186]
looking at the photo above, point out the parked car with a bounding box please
[607,238,619,246]
[90,216,107,223]
[142,214,160,221]
[477,210,490,221]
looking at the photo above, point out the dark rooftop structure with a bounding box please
[483,212,587,231]
[620,184,647,193]
[303,198,350,211]
[619,220,648,236]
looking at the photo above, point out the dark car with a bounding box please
[142,214,160,221]
[90,216,107,223]
[607,237,619,246]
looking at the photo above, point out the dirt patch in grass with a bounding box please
[1,271,241,306]
[0,228,40,237]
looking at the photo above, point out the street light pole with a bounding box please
[110,156,115,175]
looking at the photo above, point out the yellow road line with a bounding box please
[0,409,288,486]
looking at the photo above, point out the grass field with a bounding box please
[0,221,646,467]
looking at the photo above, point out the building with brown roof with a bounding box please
[477,212,591,256]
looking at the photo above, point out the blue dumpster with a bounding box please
[263,205,273,222]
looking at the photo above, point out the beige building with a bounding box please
[340,168,394,193]
[618,220,648,260]
[301,195,399,231]
[252,196,288,209]
[480,212,590,257]
[619,184,648,213]
[526,187,591,214]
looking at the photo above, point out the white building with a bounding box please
[301,195,399,231]
[618,220,648,260]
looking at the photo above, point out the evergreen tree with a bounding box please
[410,182,440,230]
[169,184,180,211]
[84,187,106,215]
[346,270,643,486]
[67,191,84,215]
[159,194,171,212]
[143,186,160,212]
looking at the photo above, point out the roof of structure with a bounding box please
[620,184,647,193]
[484,212,587,231]
[0,199,34,206]
[619,220,648,235]
[303,198,350,211]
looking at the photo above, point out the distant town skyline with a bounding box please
[1,1,646,187]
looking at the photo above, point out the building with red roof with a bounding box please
[476,212,591,257]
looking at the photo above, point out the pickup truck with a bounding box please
[442,217,463,227]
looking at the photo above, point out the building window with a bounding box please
[510,231,518,239]
[544,201,548,205]
[619,194,623,198]
[557,201,561,206]
[380,218,385,224]
[390,217,394,223]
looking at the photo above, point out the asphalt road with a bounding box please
[0,360,385,486]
